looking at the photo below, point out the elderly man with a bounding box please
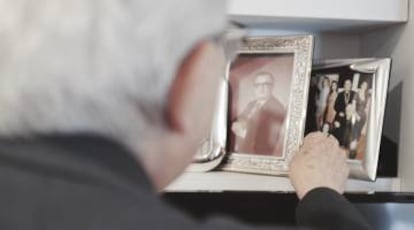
[232,72,286,155]
[0,0,370,230]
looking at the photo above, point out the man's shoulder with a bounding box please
[267,96,282,105]
[241,100,257,113]
[266,97,286,114]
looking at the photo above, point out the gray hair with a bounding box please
[0,0,226,152]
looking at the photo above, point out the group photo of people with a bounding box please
[306,72,373,160]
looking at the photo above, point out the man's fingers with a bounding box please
[343,163,350,177]
[303,132,325,147]
[291,132,351,199]
[303,131,339,148]
[327,134,340,146]
[338,148,348,160]
[304,132,325,141]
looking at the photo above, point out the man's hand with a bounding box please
[289,132,350,200]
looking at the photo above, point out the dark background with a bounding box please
[163,191,414,229]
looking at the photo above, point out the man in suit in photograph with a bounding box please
[232,72,286,156]
[0,0,370,230]
[334,79,356,147]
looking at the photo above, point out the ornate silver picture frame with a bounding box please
[189,35,314,175]
[306,58,391,181]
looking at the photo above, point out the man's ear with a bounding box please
[165,41,209,133]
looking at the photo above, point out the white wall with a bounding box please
[313,33,361,60]
[361,2,414,191]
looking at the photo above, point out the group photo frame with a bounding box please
[306,59,391,180]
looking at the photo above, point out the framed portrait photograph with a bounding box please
[190,35,314,174]
[219,35,314,175]
[305,58,391,181]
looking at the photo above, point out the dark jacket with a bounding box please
[333,90,356,146]
[0,134,371,230]
[236,97,286,156]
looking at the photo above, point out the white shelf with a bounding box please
[166,172,401,193]
[228,0,409,31]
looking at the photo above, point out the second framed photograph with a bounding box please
[306,58,391,181]
[220,35,314,175]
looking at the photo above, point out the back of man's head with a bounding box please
[0,0,226,152]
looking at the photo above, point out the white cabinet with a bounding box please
[166,0,411,193]
[228,0,408,31]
